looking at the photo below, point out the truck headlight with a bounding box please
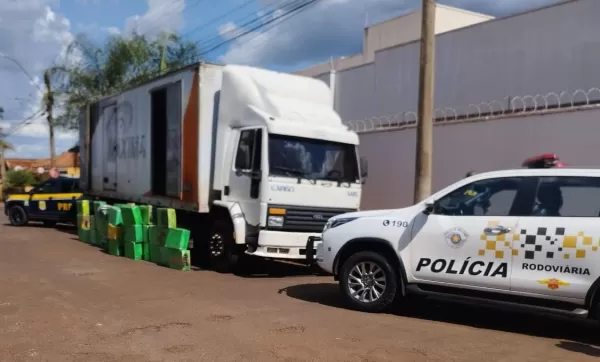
[323,217,358,232]
[267,215,284,227]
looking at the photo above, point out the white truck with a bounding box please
[78,62,366,272]
[308,168,600,321]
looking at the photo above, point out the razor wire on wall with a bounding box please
[345,87,600,133]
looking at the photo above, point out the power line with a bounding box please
[4,109,46,137]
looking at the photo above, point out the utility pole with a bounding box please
[413,0,436,203]
[44,69,55,168]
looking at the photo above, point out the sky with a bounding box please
[0,0,561,160]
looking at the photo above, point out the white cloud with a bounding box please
[0,0,78,156]
[219,0,562,67]
[124,0,185,37]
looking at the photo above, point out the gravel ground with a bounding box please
[0,211,599,361]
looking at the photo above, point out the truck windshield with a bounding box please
[268,134,359,183]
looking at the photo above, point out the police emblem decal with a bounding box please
[444,227,469,248]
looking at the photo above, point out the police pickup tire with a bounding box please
[8,205,28,226]
[339,251,398,313]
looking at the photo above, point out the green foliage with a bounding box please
[5,170,36,187]
[51,31,201,130]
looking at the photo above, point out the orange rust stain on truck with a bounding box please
[181,69,199,205]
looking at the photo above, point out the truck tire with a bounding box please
[8,205,28,226]
[208,219,239,273]
[339,251,398,313]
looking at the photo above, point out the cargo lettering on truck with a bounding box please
[118,135,147,160]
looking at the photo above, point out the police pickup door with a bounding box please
[5,177,82,227]
[315,168,600,320]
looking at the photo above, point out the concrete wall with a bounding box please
[359,106,600,210]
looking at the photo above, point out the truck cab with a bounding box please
[212,65,365,271]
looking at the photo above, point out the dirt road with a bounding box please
[0,213,598,361]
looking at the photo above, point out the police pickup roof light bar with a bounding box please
[521,153,566,169]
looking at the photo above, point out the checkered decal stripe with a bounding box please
[516,227,599,260]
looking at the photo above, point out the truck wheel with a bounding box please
[208,220,239,273]
[8,205,28,226]
[339,251,398,313]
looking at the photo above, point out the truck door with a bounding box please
[103,104,118,191]
[227,127,264,226]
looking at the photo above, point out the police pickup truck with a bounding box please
[308,168,600,321]
[4,176,81,227]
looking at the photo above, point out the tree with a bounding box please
[0,109,12,183]
[5,170,36,188]
[50,31,200,130]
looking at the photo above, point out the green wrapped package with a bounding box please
[123,225,144,243]
[94,207,109,248]
[92,200,107,215]
[162,248,191,271]
[149,244,162,264]
[76,200,90,216]
[142,242,150,262]
[124,242,143,260]
[78,228,90,243]
[148,226,168,246]
[107,206,122,226]
[107,239,122,256]
[156,208,176,228]
[77,214,91,230]
[120,205,142,226]
[139,205,153,225]
[90,229,98,246]
[164,228,190,250]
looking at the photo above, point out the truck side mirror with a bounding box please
[360,157,368,183]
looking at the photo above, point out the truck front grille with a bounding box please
[267,204,355,233]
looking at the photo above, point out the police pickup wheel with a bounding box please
[339,251,398,313]
[8,205,28,226]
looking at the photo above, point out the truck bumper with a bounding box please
[245,230,321,260]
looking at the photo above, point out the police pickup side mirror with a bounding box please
[235,169,262,181]
[423,201,436,215]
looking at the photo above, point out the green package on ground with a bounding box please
[143,225,151,243]
[124,242,143,260]
[92,200,107,215]
[142,242,150,261]
[77,214,91,231]
[156,208,176,228]
[120,205,142,226]
[78,228,90,243]
[164,228,190,250]
[139,205,153,225]
[77,200,90,216]
[107,224,122,241]
[107,239,122,256]
[148,226,168,246]
[123,224,144,243]
[162,248,191,271]
[149,244,162,264]
[107,206,122,226]
[90,228,98,246]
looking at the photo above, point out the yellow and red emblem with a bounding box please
[537,278,569,290]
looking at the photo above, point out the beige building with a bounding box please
[296,4,493,78]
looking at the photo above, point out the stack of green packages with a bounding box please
[120,204,152,261]
[106,206,124,256]
[76,199,91,243]
[91,201,108,247]
[148,208,191,271]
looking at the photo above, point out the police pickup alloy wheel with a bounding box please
[339,251,398,313]
[8,205,28,226]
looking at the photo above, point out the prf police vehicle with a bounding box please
[4,177,81,227]
[308,168,600,321]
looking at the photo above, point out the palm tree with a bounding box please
[50,31,201,130]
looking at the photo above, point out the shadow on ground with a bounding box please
[279,282,600,349]
[234,258,328,279]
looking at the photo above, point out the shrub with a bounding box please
[5,170,36,188]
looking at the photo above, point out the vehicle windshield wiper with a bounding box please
[271,166,316,184]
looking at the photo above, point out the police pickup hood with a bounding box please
[330,208,397,221]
